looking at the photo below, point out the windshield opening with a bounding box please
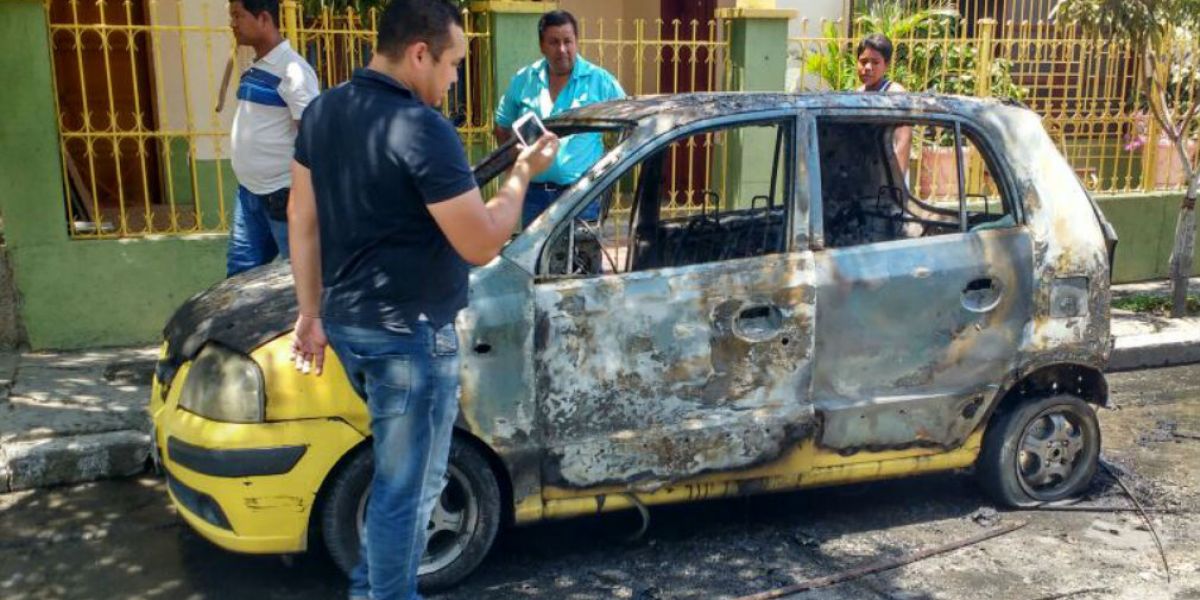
[471,123,633,190]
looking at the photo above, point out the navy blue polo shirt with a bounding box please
[294,68,477,332]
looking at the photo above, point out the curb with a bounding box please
[1,430,149,494]
[1108,329,1200,372]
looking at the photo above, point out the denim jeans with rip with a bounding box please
[324,320,460,600]
[226,185,290,277]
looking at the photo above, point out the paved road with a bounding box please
[2,365,1198,600]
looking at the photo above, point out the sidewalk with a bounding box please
[2,280,1200,494]
[0,347,155,493]
[1108,277,1200,370]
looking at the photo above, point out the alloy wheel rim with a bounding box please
[1015,408,1088,499]
[355,463,479,575]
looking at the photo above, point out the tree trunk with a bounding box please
[1168,165,1200,317]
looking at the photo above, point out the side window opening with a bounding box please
[958,133,1014,232]
[537,128,633,276]
[818,119,1015,249]
[541,119,792,278]
[540,162,638,277]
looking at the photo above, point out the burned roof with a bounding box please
[549,92,1019,129]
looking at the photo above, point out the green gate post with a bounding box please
[715,3,796,210]
[472,1,557,127]
[719,3,794,93]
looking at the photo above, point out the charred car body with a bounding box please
[150,93,1117,589]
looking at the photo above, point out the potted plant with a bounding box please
[1054,0,1200,316]
[896,11,1026,199]
[1125,58,1200,189]
[914,128,968,199]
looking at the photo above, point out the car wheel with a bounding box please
[320,440,502,591]
[977,394,1101,507]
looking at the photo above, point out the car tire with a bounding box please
[320,439,502,592]
[977,394,1101,507]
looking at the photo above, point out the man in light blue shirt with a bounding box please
[495,9,625,226]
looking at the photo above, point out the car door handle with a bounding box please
[962,277,1003,313]
[732,303,783,342]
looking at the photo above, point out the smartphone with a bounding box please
[512,112,548,147]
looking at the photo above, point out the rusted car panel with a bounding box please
[160,264,297,376]
[161,92,1114,528]
[990,108,1112,365]
[531,253,817,488]
[456,257,542,503]
[455,93,1114,497]
[812,229,1035,451]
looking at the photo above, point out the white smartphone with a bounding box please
[512,112,548,147]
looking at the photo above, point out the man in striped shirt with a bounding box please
[226,0,319,276]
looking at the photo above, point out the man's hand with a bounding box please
[427,132,560,265]
[288,161,326,375]
[516,133,560,178]
[291,314,327,375]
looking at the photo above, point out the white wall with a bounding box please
[779,0,848,37]
[779,0,849,92]
[149,0,245,160]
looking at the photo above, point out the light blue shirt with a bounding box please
[496,55,625,185]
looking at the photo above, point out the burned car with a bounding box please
[150,93,1117,589]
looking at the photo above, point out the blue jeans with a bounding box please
[325,320,461,600]
[522,184,599,228]
[226,185,290,277]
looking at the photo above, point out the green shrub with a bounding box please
[1113,293,1200,315]
[803,2,1028,102]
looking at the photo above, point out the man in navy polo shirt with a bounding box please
[287,1,558,598]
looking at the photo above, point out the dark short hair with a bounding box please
[538,10,578,42]
[231,0,279,29]
[856,33,894,64]
[376,0,464,60]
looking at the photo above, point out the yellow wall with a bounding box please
[561,0,741,95]
[559,0,660,95]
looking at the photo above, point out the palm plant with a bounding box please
[802,1,1027,103]
[852,1,959,44]
[802,21,858,92]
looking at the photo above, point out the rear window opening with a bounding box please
[816,118,1016,248]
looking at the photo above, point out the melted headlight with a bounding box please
[178,343,265,423]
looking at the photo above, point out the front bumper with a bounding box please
[151,362,366,554]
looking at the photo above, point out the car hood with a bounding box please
[162,262,296,367]
[157,157,510,370]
